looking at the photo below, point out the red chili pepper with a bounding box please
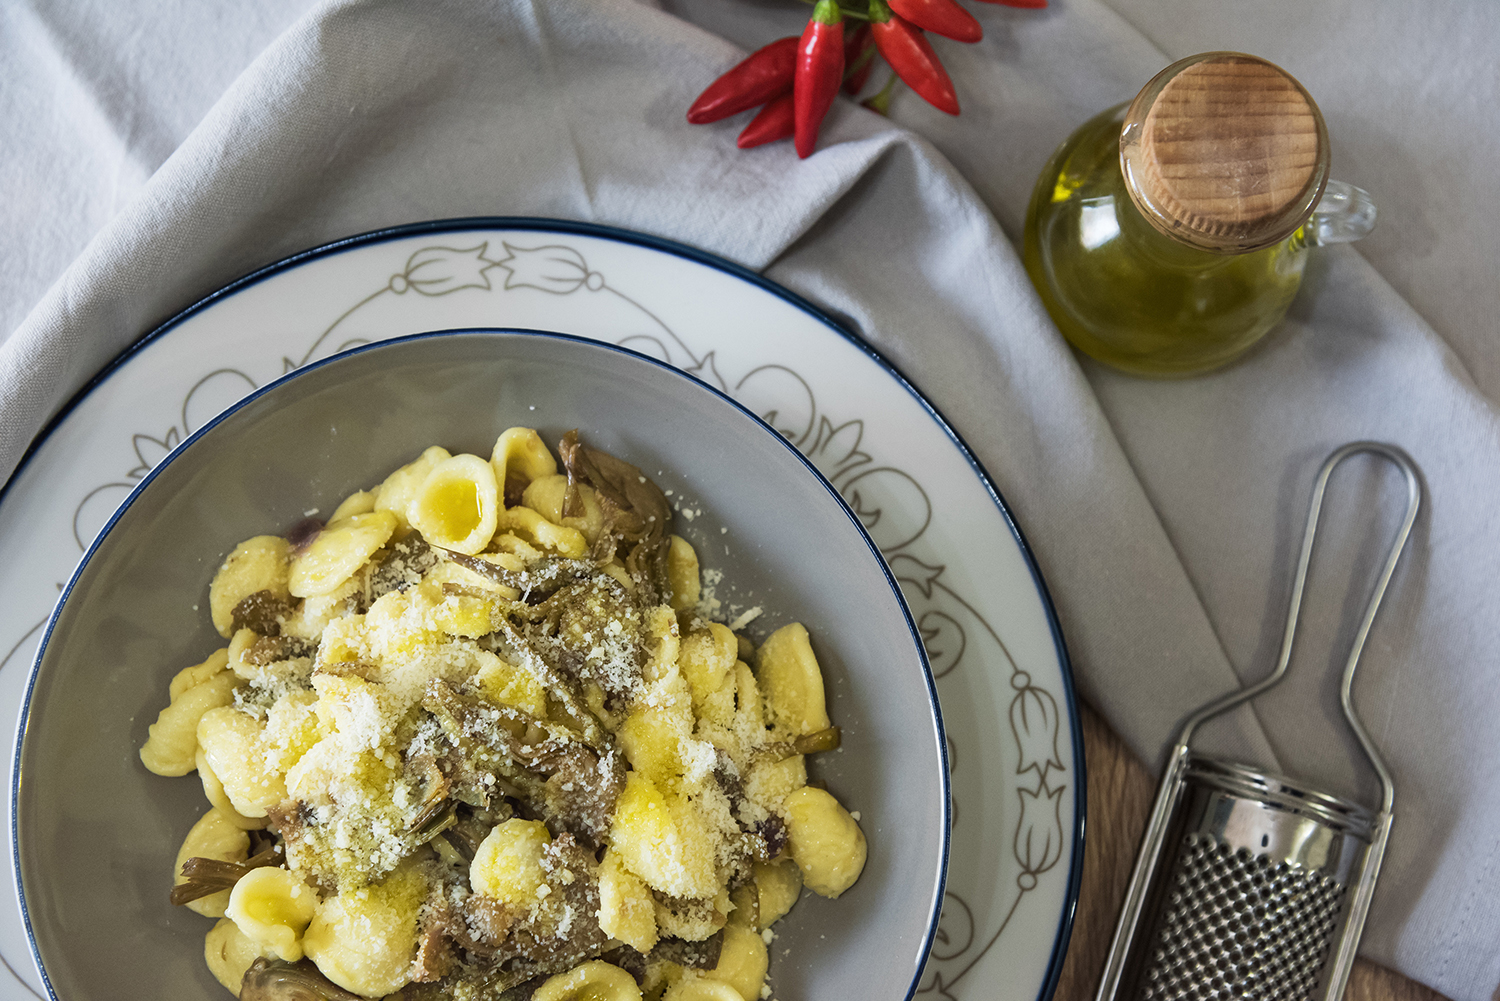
[737,92,795,149]
[794,1,846,158]
[888,0,982,43]
[969,0,1046,7]
[842,24,876,95]
[687,36,799,125]
[868,0,959,115]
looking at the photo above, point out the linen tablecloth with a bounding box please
[2,1,1496,997]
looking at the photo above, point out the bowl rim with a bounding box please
[12,326,951,1001]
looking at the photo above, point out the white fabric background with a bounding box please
[1,0,1496,998]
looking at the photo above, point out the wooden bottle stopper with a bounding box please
[1121,53,1330,253]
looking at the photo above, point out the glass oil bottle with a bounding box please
[1024,52,1376,377]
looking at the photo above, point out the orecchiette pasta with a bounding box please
[174,808,250,918]
[287,511,397,597]
[781,785,868,899]
[494,503,588,557]
[610,770,720,900]
[533,960,643,1001]
[301,862,422,997]
[597,847,659,953]
[145,428,866,999]
[678,622,737,709]
[195,750,267,830]
[665,535,701,613]
[329,488,376,523]
[196,707,287,817]
[522,473,606,543]
[204,918,269,994]
[469,818,550,905]
[742,858,802,931]
[743,752,807,811]
[140,662,238,777]
[491,426,557,498]
[755,623,831,740]
[208,536,290,638]
[706,922,769,1001]
[225,866,318,962]
[374,445,451,531]
[407,452,500,554]
[169,648,229,701]
[662,976,746,1001]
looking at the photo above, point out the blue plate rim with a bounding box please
[3,216,1081,1001]
[13,326,951,1001]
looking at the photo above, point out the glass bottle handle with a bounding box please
[1304,179,1377,246]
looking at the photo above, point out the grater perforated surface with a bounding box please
[1137,833,1346,1001]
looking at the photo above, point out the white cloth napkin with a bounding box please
[2,0,1497,997]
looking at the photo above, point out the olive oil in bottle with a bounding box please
[1023,52,1376,377]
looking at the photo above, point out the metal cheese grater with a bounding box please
[1096,442,1422,1001]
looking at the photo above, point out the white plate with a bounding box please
[0,220,1081,1001]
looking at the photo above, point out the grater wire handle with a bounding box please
[1172,442,1420,814]
[1333,444,1421,814]
[1095,442,1421,1001]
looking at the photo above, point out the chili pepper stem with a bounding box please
[861,71,901,116]
[794,0,872,20]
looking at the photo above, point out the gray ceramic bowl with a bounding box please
[14,329,949,1001]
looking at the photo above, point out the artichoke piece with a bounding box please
[230,590,294,637]
[170,845,281,906]
[238,958,362,1001]
[556,431,671,545]
[651,931,725,970]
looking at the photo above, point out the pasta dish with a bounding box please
[139,428,866,1001]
